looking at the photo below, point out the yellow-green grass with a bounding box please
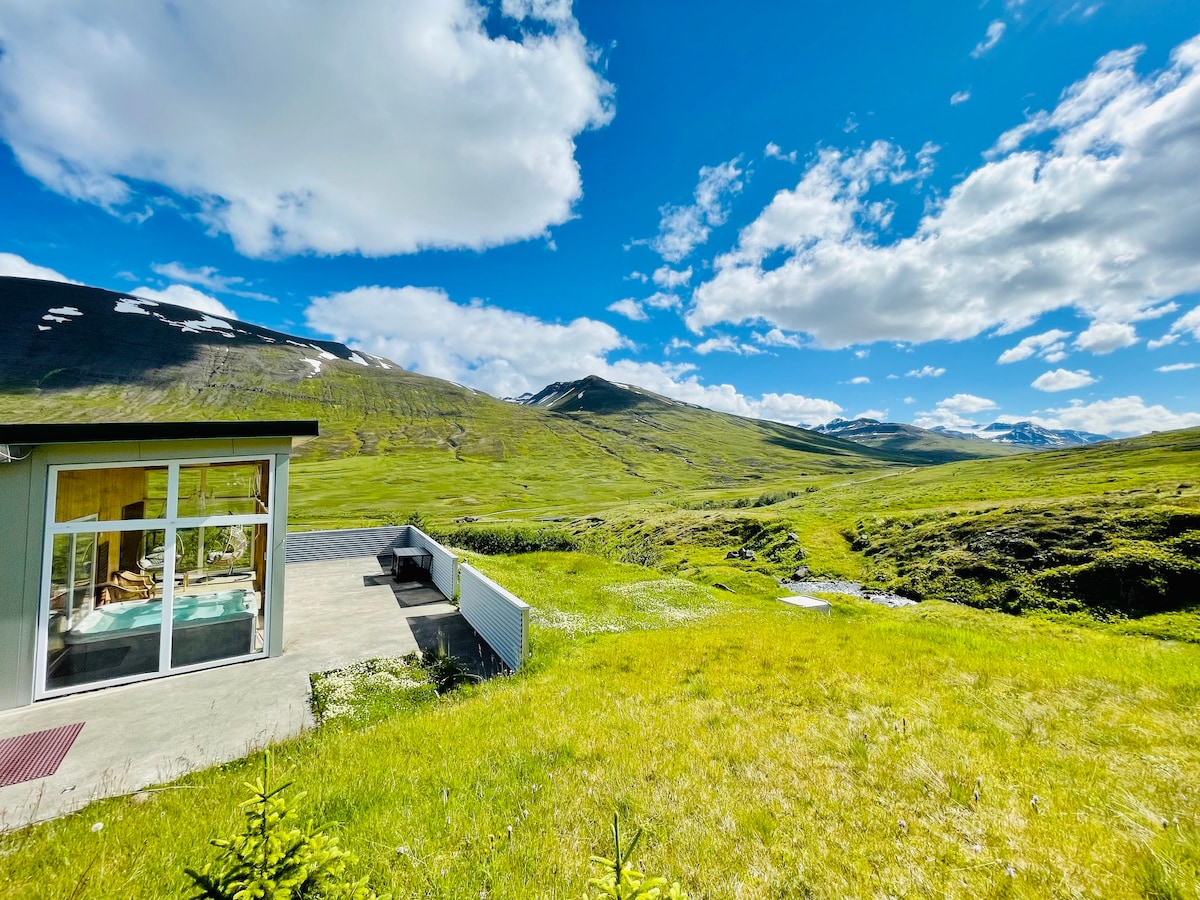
[3,552,1198,899]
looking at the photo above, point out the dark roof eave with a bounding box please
[0,420,320,446]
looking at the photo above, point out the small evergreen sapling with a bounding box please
[184,753,384,900]
[583,814,689,900]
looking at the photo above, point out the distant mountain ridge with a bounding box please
[0,277,917,479]
[514,375,698,414]
[817,417,1109,450]
[933,421,1110,448]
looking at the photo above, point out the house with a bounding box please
[0,421,318,710]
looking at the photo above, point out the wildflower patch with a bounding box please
[309,655,437,727]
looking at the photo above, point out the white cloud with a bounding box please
[0,1,612,257]
[1029,396,1200,436]
[906,365,945,378]
[305,284,841,425]
[644,292,682,310]
[690,35,1200,351]
[607,298,648,322]
[1157,362,1198,372]
[1031,368,1097,391]
[997,328,1073,363]
[856,408,889,421]
[307,286,629,397]
[903,396,915,404]
[913,393,998,429]
[1160,306,1200,343]
[694,335,763,356]
[649,158,744,262]
[854,349,870,359]
[753,328,806,349]
[940,393,998,414]
[651,266,692,289]
[765,142,797,163]
[848,376,871,384]
[133,284,238,319]
[665,337,691,354]
[971,20,1007,58]
[0,252,76,283]
[151,262,272,301]
[0,251,238,316]
[626,271,650,283]
[843,114,859,134]
[1074,321,1137,353]
[950,89,972,105]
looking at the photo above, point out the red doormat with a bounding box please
[0,722,85,788]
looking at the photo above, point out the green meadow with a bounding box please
[1,552,1197,899]
[3,359,1200,897]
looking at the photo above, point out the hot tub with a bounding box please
[61,590,257,679]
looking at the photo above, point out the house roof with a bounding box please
[0,421,319,446]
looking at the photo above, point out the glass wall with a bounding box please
[41,458,273,696]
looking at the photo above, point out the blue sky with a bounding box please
[2,0,1200,436]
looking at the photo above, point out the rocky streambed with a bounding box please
[781,580,916,608]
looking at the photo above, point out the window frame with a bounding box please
[36,454,277,700]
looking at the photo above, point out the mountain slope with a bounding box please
[813,417,1022,462]
[0,277,910,523]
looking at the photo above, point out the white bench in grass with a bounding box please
[780,594,831,614]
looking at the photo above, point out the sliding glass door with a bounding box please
[39,458,274,698]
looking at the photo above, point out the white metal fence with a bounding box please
[398,526,458,601]
[286,525,531,670]
[458,562,529,671]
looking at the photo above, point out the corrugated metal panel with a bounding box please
[407,529,458,599]
[458,563,529,671]
[284,525,410,564]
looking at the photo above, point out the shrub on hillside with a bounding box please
[433,525,579,555]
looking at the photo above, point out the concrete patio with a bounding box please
[0,555,500,831]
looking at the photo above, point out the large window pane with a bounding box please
[171,525,265,667]
[54,466,168,523]
[46,531,160,691]
[177,462,269,517]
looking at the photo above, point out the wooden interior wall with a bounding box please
[55,467,148,525]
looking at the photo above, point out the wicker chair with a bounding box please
[206,526,249,575]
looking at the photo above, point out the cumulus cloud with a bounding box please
[950,89,972,105]
[607,298,648,322]
[649,158,744,262]
[765,142,797,163]
[304,285,840,425]
[0,252,76,283]
[644,292,682,310]
[151,262,273,301]
[689,35,1200,352]
[133,285,238,319]
[0,1,612,257]
[1029,396,1200,436]
[753,328,806,349]
[0,251,240,316]
[997,329,1073,363]
[856,408,889,421]
[848,376,871,384]
[693,335,763,356]
[906,365,945,378]
[1074,321,1137,353]
[913,393,998,429]
[1157,305,1200,344]
[652,266,692,289]
[1157,362,1197,372]
[971,20,1007,58]
[1031,368,1097,391]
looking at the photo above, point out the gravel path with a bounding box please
[781,580,917,608]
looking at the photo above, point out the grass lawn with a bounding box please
[2,552,1197,899]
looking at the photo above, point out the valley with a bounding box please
[2,276,1199,898]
